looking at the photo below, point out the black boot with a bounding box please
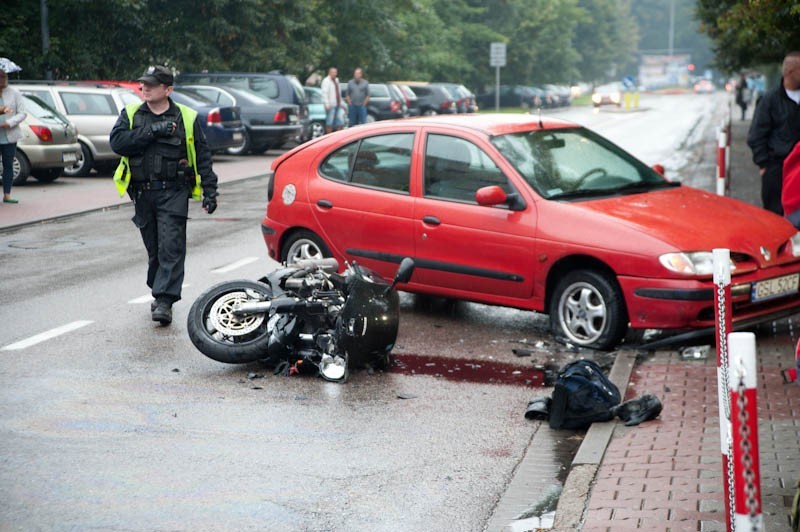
[151,299,173,325]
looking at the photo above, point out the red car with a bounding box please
[261,114,800,349]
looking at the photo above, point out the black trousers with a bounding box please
[762,160,784,216]
[131,186,190,303]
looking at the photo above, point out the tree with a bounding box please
[696,0,800,71]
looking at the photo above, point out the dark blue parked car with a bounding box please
[170,89,245,153]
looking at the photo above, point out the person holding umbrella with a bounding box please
[0,65,26,204]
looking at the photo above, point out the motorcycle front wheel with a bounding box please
[187,280,274,364]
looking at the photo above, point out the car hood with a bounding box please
[568,186,795,264]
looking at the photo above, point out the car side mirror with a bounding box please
[652,164,665,176]
[476,185,526,211]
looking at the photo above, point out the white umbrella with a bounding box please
[0,58,22,74]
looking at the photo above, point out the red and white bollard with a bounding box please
[713,249,734,531]
[728,332,763,531]
[717,128,728,196]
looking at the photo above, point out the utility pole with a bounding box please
[668,0,675,57]
[41,0,52,80]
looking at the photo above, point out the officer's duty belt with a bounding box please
[133,180,189,191]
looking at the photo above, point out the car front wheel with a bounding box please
[548,269,627,350]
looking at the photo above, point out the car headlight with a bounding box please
[790,232,800,257]
[592,94,601,104]
[659,251,736,276]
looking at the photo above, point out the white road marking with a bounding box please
[128,284,190,304]
[211,257,258,274]
[2,320,94,351]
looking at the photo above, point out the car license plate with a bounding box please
[63,152,77,163]
[232,133,243,142]
[290,115,298,124]
[751,273,800,302]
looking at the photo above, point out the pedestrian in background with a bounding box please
[747,51,800,216]
[110,65,218,325]
[346,67,370,126]
[735,72,750,121]
[0,70,27,204]
[320,67,343,134]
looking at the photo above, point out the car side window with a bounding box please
[119,91,142,107]
[319,134,413,194]
[320,141,358,182]
[424,134,511,203]
[60,92,116,115]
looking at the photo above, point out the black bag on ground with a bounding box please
[548,359,621,429]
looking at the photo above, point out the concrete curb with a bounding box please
[486,351,638,531]
[553,351,637,530]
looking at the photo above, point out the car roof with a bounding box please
[341,113,577,135]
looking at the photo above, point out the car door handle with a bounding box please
[317,199,333,209]
[422,215,440,226]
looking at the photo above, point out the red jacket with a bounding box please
[783,140,800,227]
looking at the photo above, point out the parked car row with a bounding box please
[4,71,480,182]
[476,84,572,110]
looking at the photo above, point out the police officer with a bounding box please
[110,65,218,325]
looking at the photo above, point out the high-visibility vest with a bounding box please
[113,102,202,200]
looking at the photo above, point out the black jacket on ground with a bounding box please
[746,78,800,168]
[110,99,218,197]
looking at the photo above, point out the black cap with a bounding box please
[137,65,174,86]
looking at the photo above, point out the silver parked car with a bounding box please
[12,82,142,176]
[0,94,81,185]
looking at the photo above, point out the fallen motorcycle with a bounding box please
[187,257,415,382]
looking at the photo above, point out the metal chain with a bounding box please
[736,365,760,531]
[717,281,737,529]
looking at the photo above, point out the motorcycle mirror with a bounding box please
[319,354,348,382]
[385,257,415,296]
[394,257,415,285]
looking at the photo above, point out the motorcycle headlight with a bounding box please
[790,232,800,257]
[659,251,736,276]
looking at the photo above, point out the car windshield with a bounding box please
[491,127,673,200]
[22,94,70,125]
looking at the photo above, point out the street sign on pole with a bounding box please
[490,42,506,112]
[489,42,506,67]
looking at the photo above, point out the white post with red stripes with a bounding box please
[728,332,763,530]
[713,248,734,531]
[717,126,728,196]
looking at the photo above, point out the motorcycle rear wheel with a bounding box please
[187,280,274,364]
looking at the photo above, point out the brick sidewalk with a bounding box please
[580,115,800,531]
[582,339,799,531]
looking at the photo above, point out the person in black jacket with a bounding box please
[110,66,218,325]
[746,51,800,216]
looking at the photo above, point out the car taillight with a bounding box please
[390,100,400,112]
[273,110,287,122]
[207,108,221,125]
[440,100,452,109]
[29,125,53,142]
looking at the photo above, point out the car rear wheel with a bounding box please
[10,151,31,185]
[32,168,62,182]
[226,130,251,156]
[63,143,94,177]
[549,269,627,350]
[422,109,437,116]
[281,230,331,264]
[310,121,325,139]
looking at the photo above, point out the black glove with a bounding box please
[202,192,217,214]
[150,121,175,138]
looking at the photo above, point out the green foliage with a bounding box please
[697,0,800,71]
[0,0,712,91]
